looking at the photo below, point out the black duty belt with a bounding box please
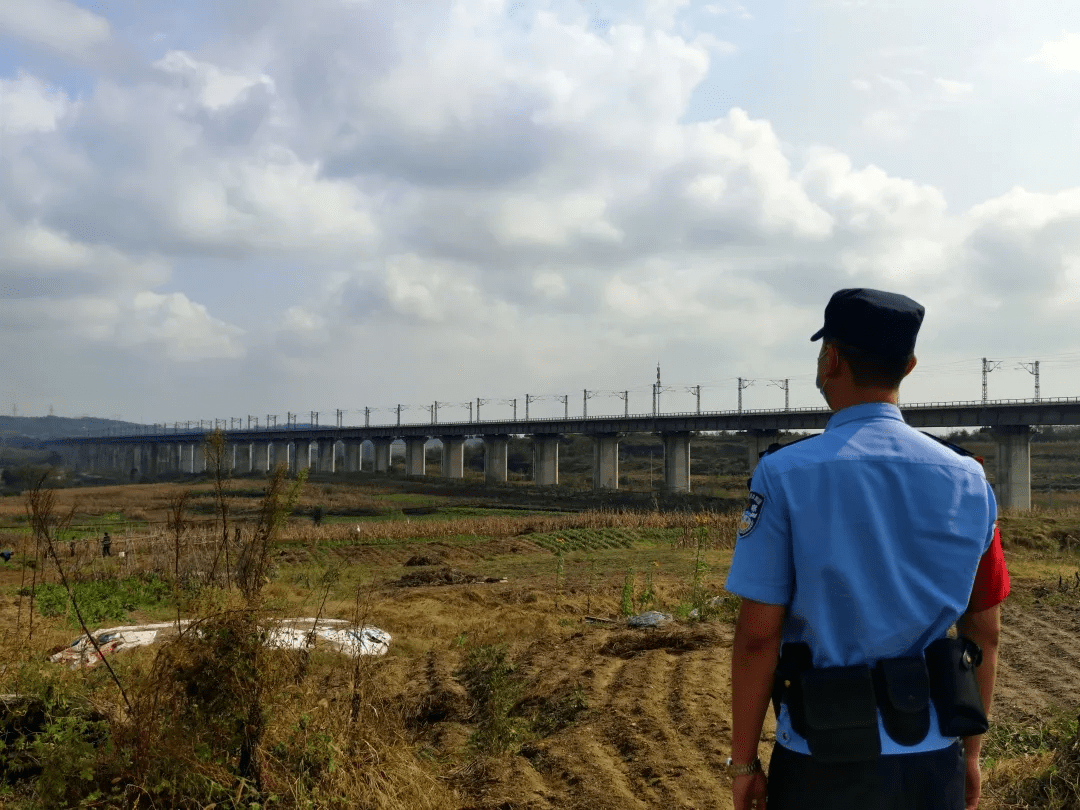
[772,638,988,764]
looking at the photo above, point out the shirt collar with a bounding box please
[825,401,905,431]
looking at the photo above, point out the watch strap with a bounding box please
[725,757,763,777]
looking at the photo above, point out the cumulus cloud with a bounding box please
[1028,32,1080,73]
[858,71,976,141]
[0,72,71,134]
[0,0,111,62]
[935,78,974,95]
[0,289,244,362]
[3,1,1080,417]
[154,51,275,112]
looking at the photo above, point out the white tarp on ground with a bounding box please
[50,618,391,669]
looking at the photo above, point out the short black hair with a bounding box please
[828,338,913,389]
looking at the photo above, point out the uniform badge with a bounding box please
[737,492,765,538]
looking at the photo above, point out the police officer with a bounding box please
[725,289,1003,810]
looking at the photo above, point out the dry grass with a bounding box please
[12,474,1080,809]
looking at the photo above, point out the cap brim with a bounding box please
[810,327,826,342]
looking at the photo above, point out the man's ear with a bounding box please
[905,355,917,377]
[822,343,841,378]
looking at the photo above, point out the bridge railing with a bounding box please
[66,396,1080,438]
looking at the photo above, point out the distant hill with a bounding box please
[0,415,142,441]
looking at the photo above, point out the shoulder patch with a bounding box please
[737,491,765,539]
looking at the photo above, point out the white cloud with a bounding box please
[383,254,486,323]
[693,32,738,54]
[645,0,691,29]
[1028,32,1080,73]
[0,221,170,294]
[0,72,71,134]
[0,290,244,362]
[154,51,275,111]
[875,74,911,95]
[491,192,622,247]
[0,0,111,62]
[5,1,1080,416]
[128,291,246,360]
[703,3,751,19]
[935,78,974,95]
[532,271,568,299]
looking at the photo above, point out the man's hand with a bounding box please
[965,753,981,809]
[732,771,767,810]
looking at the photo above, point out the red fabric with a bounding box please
[968,524,1010,612]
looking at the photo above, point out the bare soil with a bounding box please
[354,564,1076,810]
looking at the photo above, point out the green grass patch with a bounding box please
[984,712,1080,769]
[1000,510,1080,553]
[28,574,173,628]
[529,527,680,553]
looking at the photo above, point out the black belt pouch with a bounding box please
[873,657,931,746]
[799,665,881,764]
[774,642,813,738]
[925,637,988,737]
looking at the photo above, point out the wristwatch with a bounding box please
[725,757,763,777]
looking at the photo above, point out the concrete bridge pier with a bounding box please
[533,435,560,486]
[592,434,620,490]
[344,441,362,473]
[146,444,160,480]
[269,442,287,473]
[187,443,206,474]
[161,444,176,475]
[994,426,1032,510]
[484,436,509,483]
[441,437,465,478]
[404,438,427,476]
[128,445,142,481]
[374,439,392,473]
[317,439,335,474]
[662,432,691,493]
[251,442,268,473]
[295,442,312,474]
[747,430,782,474]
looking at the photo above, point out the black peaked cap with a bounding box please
[810,288,924,357]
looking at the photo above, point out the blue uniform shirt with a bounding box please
[725,402,997,755]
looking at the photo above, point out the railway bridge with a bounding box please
[53,397,1080,510]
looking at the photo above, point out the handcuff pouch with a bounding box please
[873,656,931,746]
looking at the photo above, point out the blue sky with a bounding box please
[2,0,1080,424]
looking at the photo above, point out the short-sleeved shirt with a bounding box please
[725,402,997,756]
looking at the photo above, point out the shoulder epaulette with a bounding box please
[747,435,815,491]
[921,432,977,458]
[759,434,814,460]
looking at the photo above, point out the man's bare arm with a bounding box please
[731,599,786,764]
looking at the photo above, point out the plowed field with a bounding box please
[363,549,1078,810]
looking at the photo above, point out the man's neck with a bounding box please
[828,387,900,412]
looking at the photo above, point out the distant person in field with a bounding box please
[725,289,1008,810]
[101,532,112,558]
[0,550,12,563]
